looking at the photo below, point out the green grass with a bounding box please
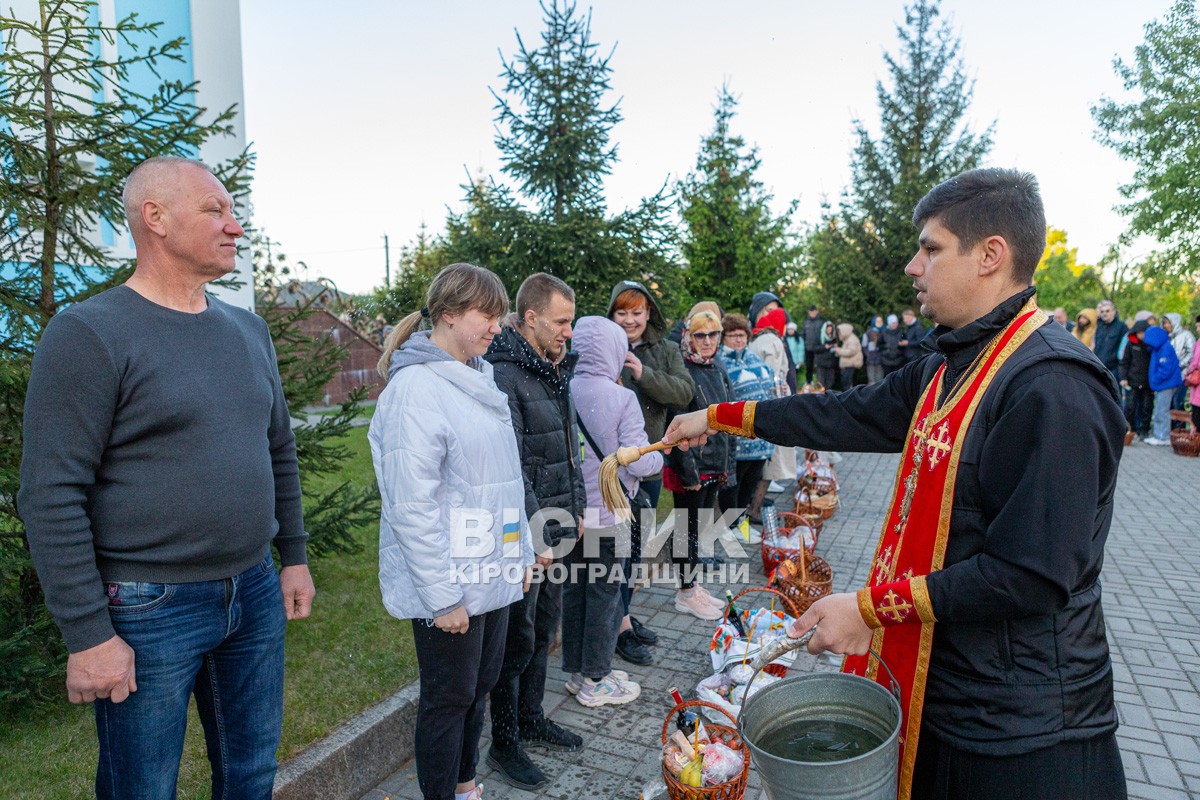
[0,420,417,799]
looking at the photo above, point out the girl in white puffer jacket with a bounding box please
[370,263,533,800]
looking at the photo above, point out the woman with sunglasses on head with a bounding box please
[664,309,735,620]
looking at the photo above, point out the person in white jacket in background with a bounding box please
[370,263,534,800]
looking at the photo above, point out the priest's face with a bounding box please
[905,217,982,330]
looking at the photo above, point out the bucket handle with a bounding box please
[736,629,901,731]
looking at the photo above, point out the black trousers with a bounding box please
[489,571,563,749]
[411,606,508,800]
[717,459,767,517]
[1123,385,1154,436]
[671,483,720,589]
[804,350,820,383]
[911,729,1127,800]
[621,479,661,615]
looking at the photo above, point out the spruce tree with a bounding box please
[677,85,798,315]
[444,0,676,314]
[806,0,992,324]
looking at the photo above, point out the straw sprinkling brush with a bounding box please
[600,440,674,520]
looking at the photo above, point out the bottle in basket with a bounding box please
[723,590,747,637]
[668,687,708,741]
[761,498,779,539]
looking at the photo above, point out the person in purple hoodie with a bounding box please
[564,316,662,707]
[1143,324,1183,446]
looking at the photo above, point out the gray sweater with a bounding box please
[18,286,306,652]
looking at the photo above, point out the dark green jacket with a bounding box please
[606,281,695,477]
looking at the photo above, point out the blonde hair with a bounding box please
[377,263,509,379]
[687,310,722,333]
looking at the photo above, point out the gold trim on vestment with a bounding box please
[858,587,883,629]
[911,576,936,624]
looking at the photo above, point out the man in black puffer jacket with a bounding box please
[484,274,587,789]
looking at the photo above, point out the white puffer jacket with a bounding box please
[371,330,533,621]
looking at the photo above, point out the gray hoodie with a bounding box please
[570,317,663,527]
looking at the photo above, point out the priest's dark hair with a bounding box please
[912,168,1046,286]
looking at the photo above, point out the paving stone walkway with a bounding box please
[363,442,1200,800]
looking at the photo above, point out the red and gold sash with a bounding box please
[842,298,1044,800]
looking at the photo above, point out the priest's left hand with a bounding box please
[788,592,872,656]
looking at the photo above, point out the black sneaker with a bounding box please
[486,744,547,790]
[520,717,583,752]
[616,629,653,666]
[629,616,659,645]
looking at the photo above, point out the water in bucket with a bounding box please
[755,718,885,763]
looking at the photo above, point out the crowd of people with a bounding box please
[1063,302,1199,442]
[20,155,1177,800]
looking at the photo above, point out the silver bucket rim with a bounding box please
[738,670,903,768]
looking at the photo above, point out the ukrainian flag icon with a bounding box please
[502,520,521,544]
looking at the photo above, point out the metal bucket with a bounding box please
[738,669,901,800]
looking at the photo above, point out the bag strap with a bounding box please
[575,413,607,461]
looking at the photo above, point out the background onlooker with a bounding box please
[716,313,777,528]
[832,321,864,391]
[1162,313,1196,416]
[880,313,906,376]
[1186,316,1200,432]
[749,291,797,392]
[784,320,805,379]
[665,310,733,621]
[899,308,927,363]
[750,307,798,501]
[1144,323,1182,446]
[1094,300,1128,382]
[1120,319,1154,440]
[1073,308,1097,350]
[815,320,838,389]
[801,305,824,384]
[861,315,885,385]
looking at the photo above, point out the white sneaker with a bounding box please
[576,673,641,707]
[565,669,628,695]
[693,584,727,609]
[1144,437,1170,446]
[768,481,786,493]
[675,589,724,620]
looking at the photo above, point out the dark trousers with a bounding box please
[411,606,508,800]
[621,479,661,615]
[671,483,720,589]
[1123,384,1154,435]
[490,573,563,749]
[840,366,857,392]
[717,459,767,517]
[817,364,837,390]
[561,527,624,680]
[804,350,819,383]
[911,729,1127,800]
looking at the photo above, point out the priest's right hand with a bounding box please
[663,409,715,452]
[789,593,872,656]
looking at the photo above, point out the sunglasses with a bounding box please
[691,330,722,341]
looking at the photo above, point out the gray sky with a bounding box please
[240,0,1171,294]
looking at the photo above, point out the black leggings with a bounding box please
[717,459,767,518]
[671,483,720,589]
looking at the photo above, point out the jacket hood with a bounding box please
[387,330,502,406]
[606,280,667,336]
[836,322,855,340]
[1130,319,1150,336]
[748,291,782,324]
[1075,308,1097,328]
[572,315,627,382]
[1143,325,1169,349]
[754,307,787,337]
[1164,312,1183,332]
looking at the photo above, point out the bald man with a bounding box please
[19,156,314,800]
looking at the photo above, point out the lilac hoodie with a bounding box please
[570,317,663,527]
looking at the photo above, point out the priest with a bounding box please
[665,168,1128,800]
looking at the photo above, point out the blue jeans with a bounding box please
[95,553,286,800]
[1152,387,1176,440]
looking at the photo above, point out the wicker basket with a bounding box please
[728,586,801,677]
[661,699,750,800]
[794,489,839,520]
[1170,430,1200,457]
[770,551,833,616]
[760,512,819,574]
